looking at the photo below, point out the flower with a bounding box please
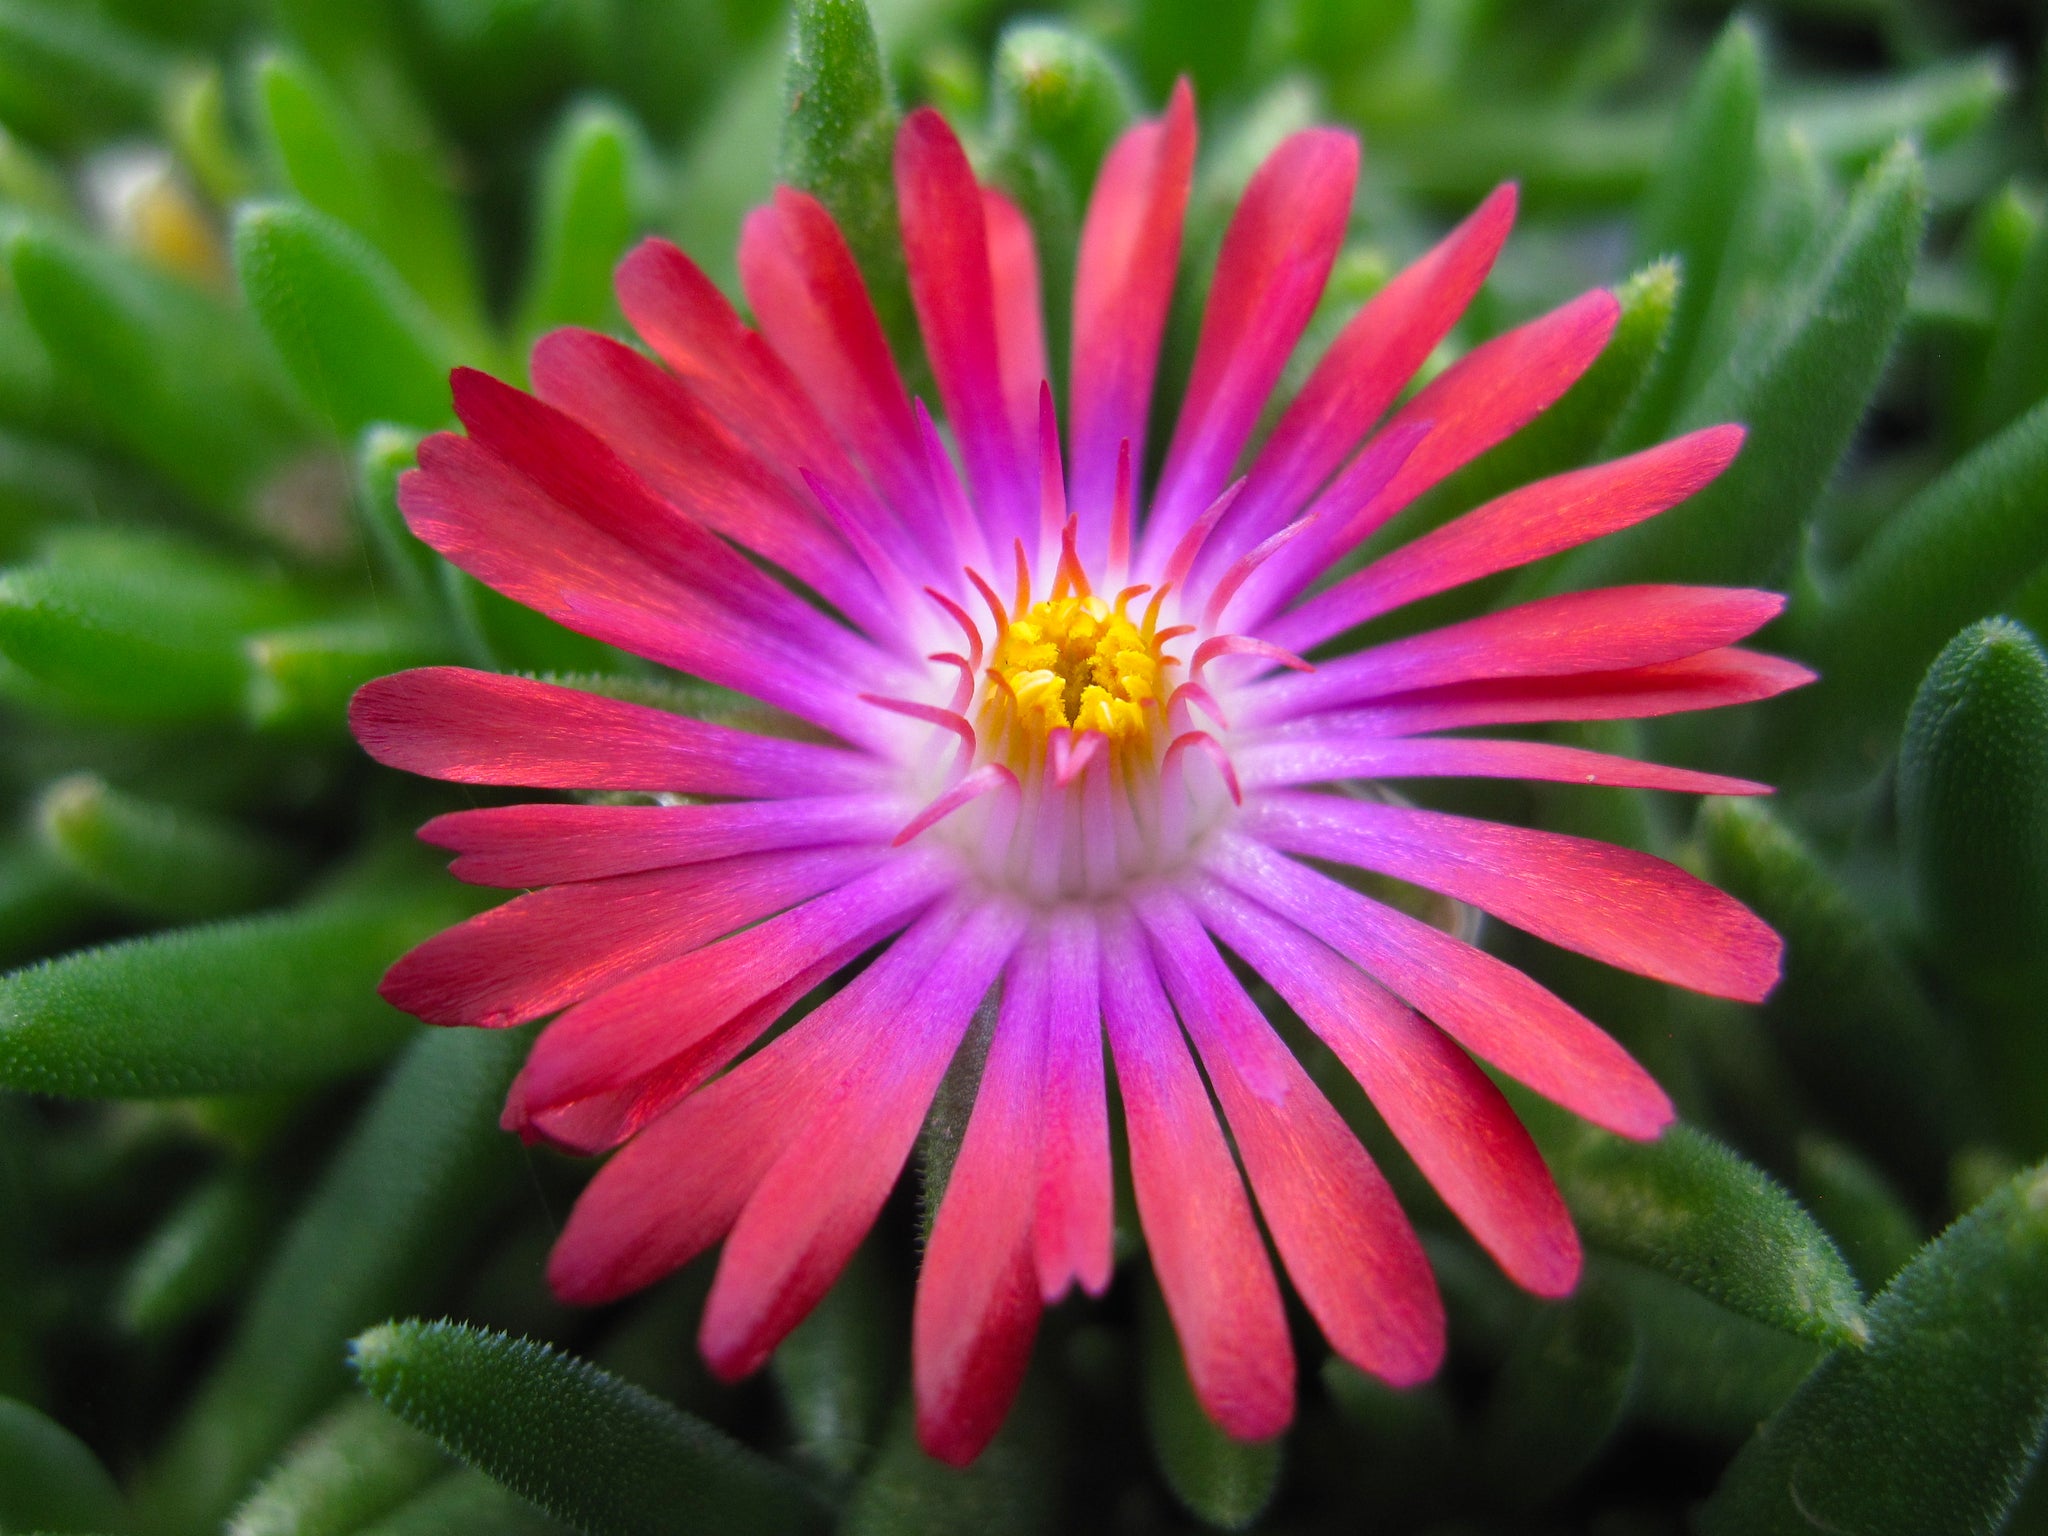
[349,84,1808,1467]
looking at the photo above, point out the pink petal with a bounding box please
[527,327,893,636]
[1069,80,1195,565]
[1138,893,1445,1386]
[896,109,1028,540]
[380,845,883,1027]
[738,188,933,537]
[1243,585,1787,726]
[1318,647,1817,736]
[351,668,882,796]
[700,898,1026,1380]
[545,901,983,1304]
[1236,288,1621,624]
[1208,834,1672,1140]
[1236,732,1769,797]
[419,795,902,887]
[398,430,896,744]
[1201,183,1516,584]
[1269,424,1747,653]
[1247,792,1784,1003]
[1140,127,1360,569]
[615,237,859,484]
[1033,906,1112,1300]
[1099,905,1293,1441]
[508,851,952,1131]
[1196,888,1579,1296]
[915,926,1049,1465]
[983,187,1048,466]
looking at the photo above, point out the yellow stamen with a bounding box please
[982,590,1175,763]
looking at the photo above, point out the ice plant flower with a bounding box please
[350,86,1808,1466]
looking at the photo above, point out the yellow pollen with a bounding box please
[983,591,1174,758]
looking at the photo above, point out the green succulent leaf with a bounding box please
[1698,797,1975,1172]
[141,1025,528,1533]
[351,1318,826,1536]
[1555,138,1925,589]
[1476,1275,1638,1505]
[0,529,314,722]
[1797,398,2048,758]
[0,0,166,149]
[1701,1161,2048,1536]
[245,615,450,734]
[516,99,651,348]
[117,1166,276,1335]
[1795,1135,1924,1293]
[0,867,465,1098]
[6,219,309,520]
[235,201,458,441]
[0,1394,127,1534]
[1141,1273,1280,1532]
[353,1469,566,1536]
[1897,619,2048,965]
[228,1398,448,1536]
[1533,1112,1868,1348]
[780,0,912,361]
[771,1243,895,1484]
[34,772,293,920]
[1612,17,1761,450]
[839,1390,1061,1536]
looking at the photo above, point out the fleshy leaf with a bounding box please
[515,99,650,348]
[1554,139,1925,589]
[1700,1161,2048,1536]
[771,1242,895,1484]
[1795,399,2048,758]
[780,0,912,362]
[117,1167,276,1335]
[1141,1273,1281,1532]
[839,1392,1060,1536]
[1611,17,1762,449]
[34,772,293,921]
[0,528,313,722]
[1475,1275,1637,1505]
[0,1394,126,1534]
[0,868,465,1098]
[228,1398,447,1536]
[235,201,458,440]
[0,1,165,148]
[140,1026,528,1533]
[351,1319,826,1536]
[1529,1109,1868,1348]
[1698,797,1975,1172]
[1796,1135,1924,1293]
[245,616,449,734]
[1898,619,2048,965]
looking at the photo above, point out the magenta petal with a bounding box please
[1099,905,1294,1441]
[1269,424,1748,653]
[1320,647,1817,736]
[1032,906,1112,1300]
[351,668,882,796]
[915,927,1049,1466]
[896,109,1028,540]
[1141,127,1359,569]
[1197,889,1580,1296]
[984,187,1049,467]
[1248,792,1784,1002]
[1236,732,1769,798]
[1139,894,1445,1386]
[419,796,902,887]
[1244,585,1787,725]
[1203,183,1516,584]
[1069,80,1195,567]
[739,188,933,536]
[699,898,1026,1381]
[509,851,951,1128]
[527,328,893,637]
[1209,835,1672,1140]
[379,845,883,1028]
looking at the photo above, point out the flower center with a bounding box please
[983,591,1174,754]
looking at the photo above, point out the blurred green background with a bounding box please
[0,0,2047,1531]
